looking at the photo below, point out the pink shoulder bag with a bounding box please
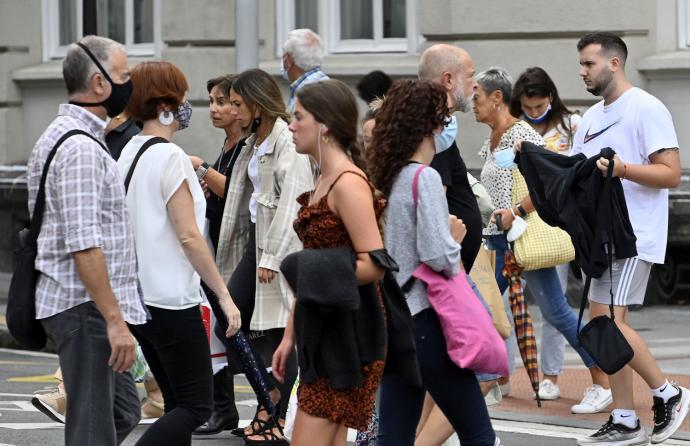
[410,165,509,376]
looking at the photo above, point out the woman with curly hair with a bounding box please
[369,79,499,446]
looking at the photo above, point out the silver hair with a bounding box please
[282,28,324,71]
[475,67,514,104]
[62,35,124,95]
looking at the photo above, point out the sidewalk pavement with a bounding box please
[490,368,690,440]
[491,303,690,440]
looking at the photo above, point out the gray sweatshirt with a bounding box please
[384,163,461,316]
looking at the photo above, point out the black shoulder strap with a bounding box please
[30,129,107,239]
[577,154,616,332]
[124,137,168,193]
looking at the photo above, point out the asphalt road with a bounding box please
[0,347,593,446]
[3,302,690,446]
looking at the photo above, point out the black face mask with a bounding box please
[69,42,133,118]
[250,116,262,133]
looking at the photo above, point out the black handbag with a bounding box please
[576,155,634,375]
[6,130,105,350]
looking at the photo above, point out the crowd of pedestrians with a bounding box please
[22,27,689,446]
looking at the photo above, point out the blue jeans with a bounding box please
[377,309,496,446]
[486,234,595,369]
[540,264,568,376]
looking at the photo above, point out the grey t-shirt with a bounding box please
[385,163,461,316]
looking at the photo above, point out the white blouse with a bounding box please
[117,135,206,310]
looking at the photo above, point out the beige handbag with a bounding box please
[511,170,575,271]
[469,246,512,339]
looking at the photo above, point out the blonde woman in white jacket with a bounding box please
[216,68,313,444]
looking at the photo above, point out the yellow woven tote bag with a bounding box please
[511,169,575,271]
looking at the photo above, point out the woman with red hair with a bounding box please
[117,61,241,445]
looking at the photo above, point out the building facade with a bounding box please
[1,0,689,286]
[2,0,690,168]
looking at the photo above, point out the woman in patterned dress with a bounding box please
[271,79,388,446]
[474,67,604,401]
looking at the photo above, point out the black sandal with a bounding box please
[243,416,289,445]
[232,403,281,438]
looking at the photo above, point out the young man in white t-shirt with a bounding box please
[572,33,688,446]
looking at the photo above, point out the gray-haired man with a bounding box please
[27,35,148,446]
[281,28,330,112]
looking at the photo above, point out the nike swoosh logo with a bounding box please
[620,414,631,418]
[584,121,620,143]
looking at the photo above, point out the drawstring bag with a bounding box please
[577,156,634,374]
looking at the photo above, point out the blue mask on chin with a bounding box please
[433,115,458,153]
[523,103,552,124]
[494,148,516,169]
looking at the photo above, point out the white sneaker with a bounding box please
[571,385,613,414]
[499,381,511,397]
[535,379,561,400]
[484,383,503,406]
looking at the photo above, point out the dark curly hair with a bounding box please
[367,79,449,196]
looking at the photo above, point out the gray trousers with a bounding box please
[41,301,140,446]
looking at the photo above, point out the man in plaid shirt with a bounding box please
[27,35,147,446]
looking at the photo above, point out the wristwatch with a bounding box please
[196,162,209,180]
[516,203,527,217]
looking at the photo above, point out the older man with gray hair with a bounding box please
[281,28,330,112]
[418,44,484,273]
[27,34,147,446]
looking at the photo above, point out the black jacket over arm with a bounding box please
[280,247,421,390]
[516,142,636,278]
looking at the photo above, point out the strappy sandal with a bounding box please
[243,416,289,445]
[231,404,272,437]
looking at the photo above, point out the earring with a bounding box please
[159,111,174,126]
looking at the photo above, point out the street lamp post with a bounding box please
[235,0,259,72]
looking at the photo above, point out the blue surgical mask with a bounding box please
[494,148,516,169]
[173,100,193,131]
[280,57,290,82]
[433,115,458,154]
[523,103,552,124]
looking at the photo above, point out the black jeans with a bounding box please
[41,301,140,446]
[226,222,298,419]
[131,305,213,446]
[377,309,496,446]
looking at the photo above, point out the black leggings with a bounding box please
[208,224,298,420]
[132,306,213,446]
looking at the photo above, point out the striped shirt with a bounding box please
[27,104,147,324]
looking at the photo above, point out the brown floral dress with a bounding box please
[292,170,386,431]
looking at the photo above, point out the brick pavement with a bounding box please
[493,367,690,434]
